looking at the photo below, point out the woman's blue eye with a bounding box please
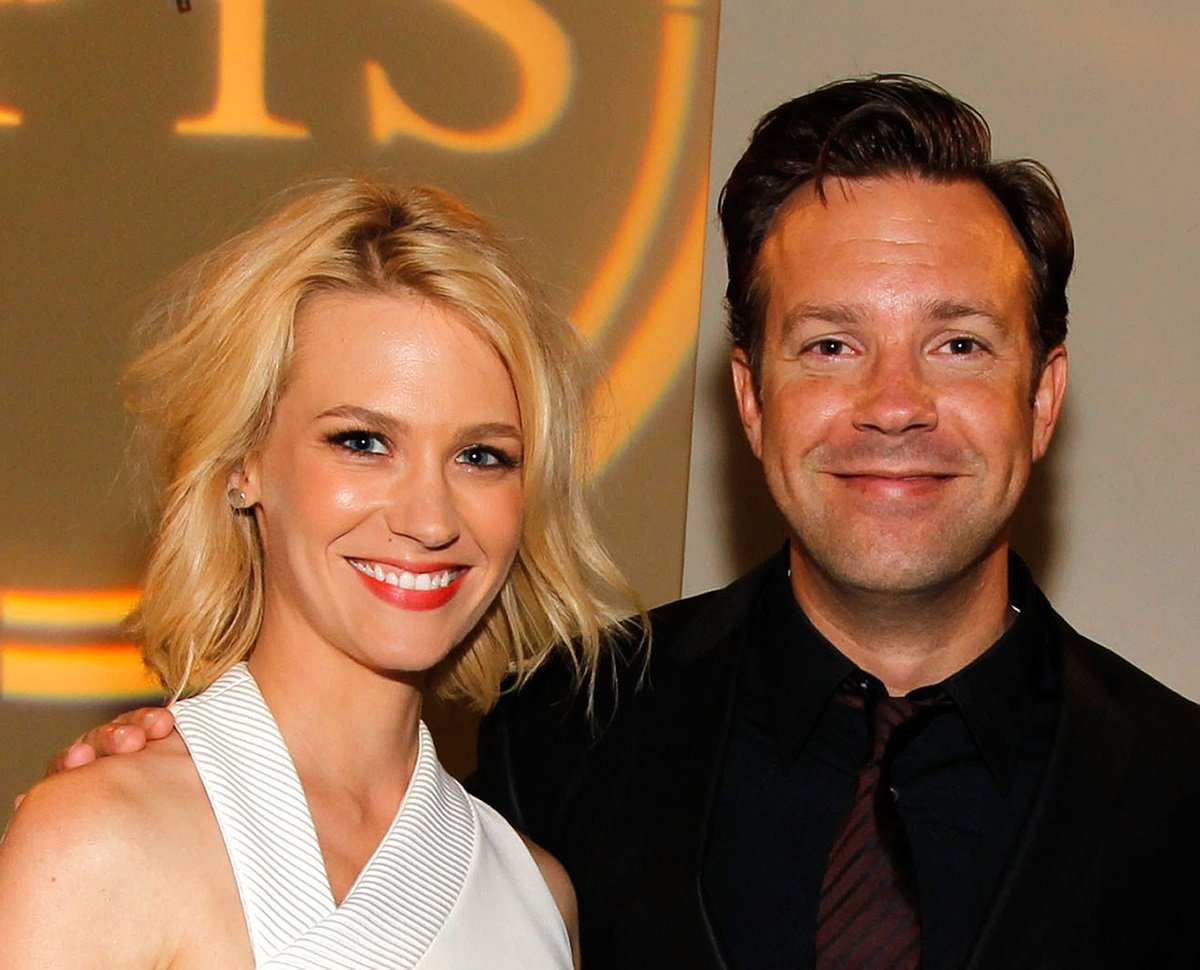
[330,431,388,455]
[457,445,518,469]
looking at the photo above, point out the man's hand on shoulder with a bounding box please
[17,707,177,809]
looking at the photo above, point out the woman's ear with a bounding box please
[225,460,260,511]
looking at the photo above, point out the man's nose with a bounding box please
[850,348,938,435]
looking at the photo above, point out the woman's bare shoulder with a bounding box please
[0,732,209,965]
[14,730,192,830]
[10,730,200,850]
[519,834,581,969]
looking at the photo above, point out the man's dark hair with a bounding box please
[720,74,1073,386]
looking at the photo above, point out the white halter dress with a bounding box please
[172,663,572,969]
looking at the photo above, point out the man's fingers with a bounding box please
[41,740,98,779]
[138,708,176,740]
[80,707,176,755]
[78,722,147,757]
[61,741,100,768]
[37,706,176,782]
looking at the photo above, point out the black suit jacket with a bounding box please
[475,555,1200,969]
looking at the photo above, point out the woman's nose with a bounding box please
[382,464,460,550]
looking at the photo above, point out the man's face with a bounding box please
[732,176,1067,601]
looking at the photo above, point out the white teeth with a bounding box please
[350,558,462,591]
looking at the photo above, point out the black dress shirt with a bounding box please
[702,557,1061,969]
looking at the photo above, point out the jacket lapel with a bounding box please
[965,617,1136,969]
[622,558,779,968]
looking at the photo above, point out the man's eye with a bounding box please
[457,445,519,469]
[330,431,388,455]
[943,336,983,355]
[808,338,851,357]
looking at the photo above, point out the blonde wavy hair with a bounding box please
[125,177,639,710]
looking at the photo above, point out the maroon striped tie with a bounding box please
[815,685,947,969]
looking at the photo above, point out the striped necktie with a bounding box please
[815,682,949,969]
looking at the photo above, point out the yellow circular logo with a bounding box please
[0,0,715,700]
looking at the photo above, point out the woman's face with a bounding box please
[240,290,524,680]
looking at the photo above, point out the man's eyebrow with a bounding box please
[782,302,863,325]
[779,299,1012,335]
[926,297,1003,324]
[924,299,1011,330]
[780,303,862,338]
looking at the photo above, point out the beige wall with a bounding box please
[684,0,1200,701]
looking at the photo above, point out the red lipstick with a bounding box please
[348,558,468,611]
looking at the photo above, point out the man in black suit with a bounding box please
[475,76,1200,969]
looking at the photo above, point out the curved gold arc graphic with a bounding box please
[0,589,154,700]
[1,588,140,630]
[1,643,158,701]
[572,1,706,340]
[5,1,714,699]
[590,183,708,473]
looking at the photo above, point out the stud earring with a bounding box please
[226,486,250,510]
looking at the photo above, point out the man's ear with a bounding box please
[731,348,764,460]
[1031,345,1068,462]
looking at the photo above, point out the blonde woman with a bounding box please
[0,180,634,968]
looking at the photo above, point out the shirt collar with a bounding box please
[756,552,1053,791]
[939,554,1053,791]
[756,557,854,764]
